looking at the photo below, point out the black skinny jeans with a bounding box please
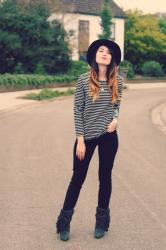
[62,130,119,210]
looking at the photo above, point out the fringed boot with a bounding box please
[94,206,110,239]
[56,208,74,241]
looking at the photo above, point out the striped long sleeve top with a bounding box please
[73,71,124,140]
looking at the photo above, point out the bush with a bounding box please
[14,63,24,74]
[67,60,89,78]
[141,61,165,77]
[119,60,135,79]
[24,88,75,100]
[0,74,76,88]
[34,63,47,75]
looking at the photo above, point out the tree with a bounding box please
[99,0,113,39]
[125,9,166,73]
[159,18,166,35]
[0,0,72,74]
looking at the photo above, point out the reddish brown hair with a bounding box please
[88,66,118,104]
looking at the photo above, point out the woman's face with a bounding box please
[95,45,112,66]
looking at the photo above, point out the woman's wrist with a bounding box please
[113,117,118,122]
[77,135,84,143]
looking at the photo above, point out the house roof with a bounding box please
[62,0,126,18]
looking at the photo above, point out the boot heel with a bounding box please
[56,208,74,241]
[94,206,110,239]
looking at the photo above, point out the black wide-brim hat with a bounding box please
[86,39,121,66]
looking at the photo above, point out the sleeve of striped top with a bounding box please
[73,74,85,137]
[112,75,124,119]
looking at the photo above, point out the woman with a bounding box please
[56,39,124,241]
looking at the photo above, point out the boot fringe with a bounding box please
[95,206,110,232]
[56,208,74,234]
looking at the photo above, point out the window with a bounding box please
[79,20,89,32]
[78,20,89,60]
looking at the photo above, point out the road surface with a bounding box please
[0,87,166,249]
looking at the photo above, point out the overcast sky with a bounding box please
[114,0,166,14]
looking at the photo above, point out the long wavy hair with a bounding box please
[88,47,118,104]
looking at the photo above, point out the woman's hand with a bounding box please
[107,118,118,133]
[76,140,86,161]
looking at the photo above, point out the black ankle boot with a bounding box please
[94,206,110,239]
[56,208,74,241]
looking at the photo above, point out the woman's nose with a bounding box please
[102,51,107,56]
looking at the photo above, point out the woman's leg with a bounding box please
[62,138,97,210]
[97,130,119,209]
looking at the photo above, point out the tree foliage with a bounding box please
[124,9,166,73]
[159,18,166,35]
[0,0,72,74]
[99,0,113,39]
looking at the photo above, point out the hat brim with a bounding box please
[86,39,121,66]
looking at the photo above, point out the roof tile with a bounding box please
[61,0,126,18]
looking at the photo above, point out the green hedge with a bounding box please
[0,60,89,88]
[0,73,76,88]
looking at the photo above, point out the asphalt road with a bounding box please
[0,87,166,250]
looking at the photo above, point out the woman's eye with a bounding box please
[99,50,110,54]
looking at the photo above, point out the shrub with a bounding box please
[24,88,75,100]
[141,61,165,77]
[0,74,76,88]
[14,63,24,74]
[67,60,89,78]
[119,60,135,79]
[34,63,47,75]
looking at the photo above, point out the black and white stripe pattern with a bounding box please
[73,71,124,140]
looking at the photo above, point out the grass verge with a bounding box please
[23,88,75,100]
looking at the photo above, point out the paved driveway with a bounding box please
[0,87,166,249]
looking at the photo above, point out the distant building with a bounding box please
[48,0,126,61]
